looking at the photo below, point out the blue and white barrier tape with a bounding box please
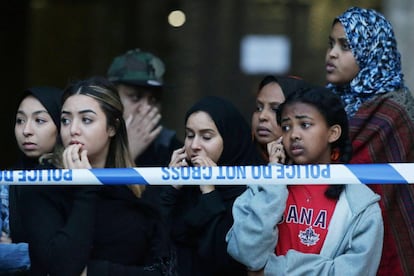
[1,163,414,185]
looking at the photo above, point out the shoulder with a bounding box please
[353,89,414,133]
[387,88,414,122]
[155,127,182,148]
[364,89,414,121]
[343,184,381,213]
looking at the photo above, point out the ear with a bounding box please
[328,124,341,144]
[108,126,116,138]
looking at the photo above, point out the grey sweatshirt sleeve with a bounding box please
[226,184,288,271]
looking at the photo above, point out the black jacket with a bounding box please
[20,184,175,276]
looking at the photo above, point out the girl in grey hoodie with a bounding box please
[226,86,383,276]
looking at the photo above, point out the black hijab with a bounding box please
[14,86,63,169]
[11,87,63,243]
[185,96,264,166]
[185,95,264,199]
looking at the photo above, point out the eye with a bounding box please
[35,118,47,124]
[281,124,290,132]
[131,95,141,102]
[341,41,351,51]
[15,117,25,125]
[271,106,280,115]
[61,117,70,126]
[301,122,312,129]
[185,132,195,139]
[202,135,212,141]
[126,92,141,103]
[255,103,264,112]
[82,117,93,124]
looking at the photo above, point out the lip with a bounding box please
[22,142,37,150]
[256,126,271,136]
[69,140,84,145]
[290,144,304,156]
[326,62,336,73]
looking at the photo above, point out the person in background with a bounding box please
[227,87,383,276]
[107,48,183,208]
[325,7,414,275]
[162,96,265,276]
[20,77,175,275]
[1,86,62,275]
[251,75,309,163]
[107,48,182,167]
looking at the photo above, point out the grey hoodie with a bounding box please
[226,184,383,276]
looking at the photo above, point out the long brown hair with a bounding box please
[51,76,145,197]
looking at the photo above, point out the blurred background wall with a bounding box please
[1,0,412,169]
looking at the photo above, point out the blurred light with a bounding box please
[240,35,291,75]
[168,10,186,27]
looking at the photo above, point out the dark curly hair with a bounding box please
[277,86,352,199]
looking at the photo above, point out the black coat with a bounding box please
[20,184,175,276]
[159,96,266,276]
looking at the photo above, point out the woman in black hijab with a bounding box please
[1,87,62,274]
[13,87,63,170]
[11,87,63,240]
[161,96,265,276]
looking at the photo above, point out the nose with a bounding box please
[22,121,33,136]
[70,119,80,136]
[190,136,202,151]
[258,108,272,122]
[289,127,301,141]
[327,46,339,59]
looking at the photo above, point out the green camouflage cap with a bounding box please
[107,48,165,87]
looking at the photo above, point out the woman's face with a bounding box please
[60,95,115,167]
[252,82,285,145]
[325,22,360,85]
[184,111,224,165]
[14,95,58,158]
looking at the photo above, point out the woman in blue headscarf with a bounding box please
[325,7,414,276]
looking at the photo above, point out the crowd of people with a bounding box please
[1,6,413,276]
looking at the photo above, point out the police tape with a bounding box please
[1,163,414,185]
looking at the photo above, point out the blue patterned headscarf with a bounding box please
[327,7,405,118]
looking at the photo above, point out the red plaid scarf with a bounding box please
[350,90,414,276]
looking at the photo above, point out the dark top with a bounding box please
[160,186,247,276]
[20,184,99,276]
[136,127,183,209]
[8,156,39,243]
[159,96,265,276]
[20,183,175,276]
[135,127,182,168]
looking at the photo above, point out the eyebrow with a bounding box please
[185,127,216,133]
[61,109,97,115]
[281,115,312,122]
[329,35,348,43]
[17,110,49,116]
[256,99,282,105]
